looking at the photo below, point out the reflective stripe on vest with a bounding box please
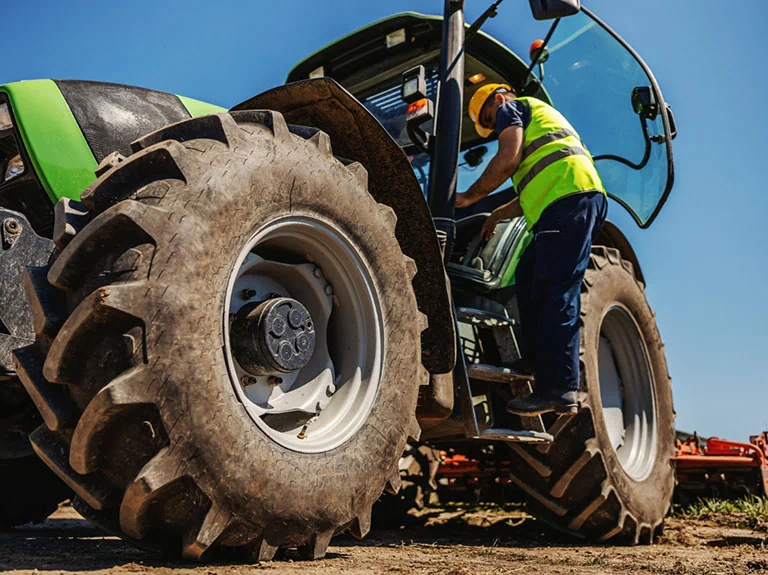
[517,146,590,194]
[511,97,606,230]
[521,127,581,160]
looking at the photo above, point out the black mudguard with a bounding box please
[233,79,456,375]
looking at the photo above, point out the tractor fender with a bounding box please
[594,220,646,285]
[232,79,456,375]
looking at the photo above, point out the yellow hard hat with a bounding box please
[468,83,512,138]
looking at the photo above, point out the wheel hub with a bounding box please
[223,217,383,453]
[231,297,316,375]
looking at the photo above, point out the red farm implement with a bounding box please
[671,432,768,503]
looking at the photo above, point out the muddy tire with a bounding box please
[0,377,71,528]
[13,111,427,560]
[505,246,675,543]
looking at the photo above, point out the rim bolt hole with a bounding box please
[240,288,257,300]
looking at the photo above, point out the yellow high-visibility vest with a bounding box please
[512,97,606,230]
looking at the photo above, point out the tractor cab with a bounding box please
[288,9,675,241]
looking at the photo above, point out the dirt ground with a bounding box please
[1,504,766,575]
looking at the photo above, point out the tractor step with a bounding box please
[477,428,553,443]
[467,363,533,384]
[456,307,516,328]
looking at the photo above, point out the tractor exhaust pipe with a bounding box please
[429,0,465,261]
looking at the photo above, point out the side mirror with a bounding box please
[631,86,659,120]
[529,0,580,21]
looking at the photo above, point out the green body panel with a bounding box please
[0,80,97,203]
[499,228,533,287]
[178,95,226,117]
[1,81,226,205]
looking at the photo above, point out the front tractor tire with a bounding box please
[506,247,675,543]
[14,111,427,560]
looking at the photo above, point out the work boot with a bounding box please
[506,389,581,416]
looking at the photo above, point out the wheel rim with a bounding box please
[223,216,384,453]
[597,306,657,481]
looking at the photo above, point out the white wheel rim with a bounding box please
[223,217,384,453]
[597,306,658,481]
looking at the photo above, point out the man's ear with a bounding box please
[494,93,506,105]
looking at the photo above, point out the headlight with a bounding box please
[4,154,23,181]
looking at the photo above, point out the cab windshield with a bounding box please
[535,9,673,227]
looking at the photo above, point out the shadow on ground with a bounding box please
[0,504,578,571]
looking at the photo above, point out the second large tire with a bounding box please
[15,110,427,560]
[505,246,675,543]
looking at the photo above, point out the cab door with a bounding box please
[533,8,676,227]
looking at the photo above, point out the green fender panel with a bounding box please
[1,80,97,203]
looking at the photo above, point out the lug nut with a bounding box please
[288,308,304,329]
[267,375,283,387]
[324,285,334,296]
[271,316,286,337]
[3,218,20,235]
[277,341,293,362]
[296,332,311,352]
[240,375,258,386]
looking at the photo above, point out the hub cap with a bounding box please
[223,217,384,453]
[231,297,316,375]
[598,306,657,481]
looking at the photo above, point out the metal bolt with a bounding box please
[267,375,283,387]
[326,383,336,397]
[271,316,286,337]
[288,308,303,329]
[296,332,311,352]
[3,218,20,235]
[313,266,323,278]
[278,341,293,362]
[240,375,258,386]
[324,284,334,296]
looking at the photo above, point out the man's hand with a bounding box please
[481,211,501,240]
[480,198,524,240]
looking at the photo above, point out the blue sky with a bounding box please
[3,1,766,441]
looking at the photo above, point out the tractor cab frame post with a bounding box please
[429,0,466,261]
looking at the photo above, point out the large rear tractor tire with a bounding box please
[14,111,427,560]
[506,246,675,543]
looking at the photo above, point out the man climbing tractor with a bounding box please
[456,83,608,416]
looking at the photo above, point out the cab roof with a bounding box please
[287,12,550,148]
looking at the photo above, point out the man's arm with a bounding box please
[456,125,524,208]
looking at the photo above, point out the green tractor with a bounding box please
[0,0,676,559]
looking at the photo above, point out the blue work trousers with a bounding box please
[515,191,608,392]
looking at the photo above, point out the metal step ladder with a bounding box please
[454,307,554,444]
